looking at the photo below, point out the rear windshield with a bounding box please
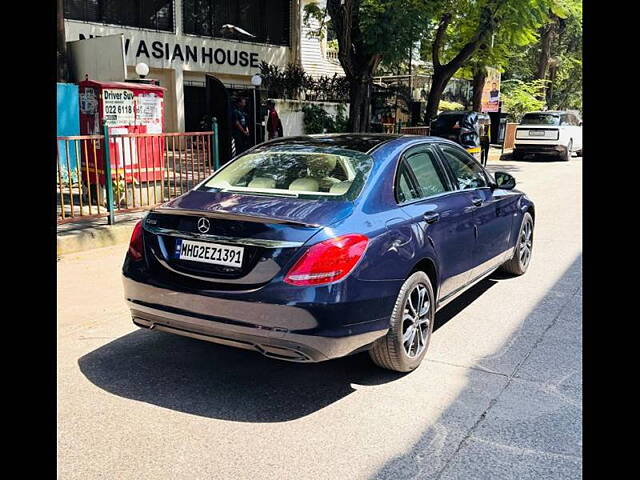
[200,145,374,200]
[521,113,560,125]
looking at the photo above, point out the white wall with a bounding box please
[273,99,349,137]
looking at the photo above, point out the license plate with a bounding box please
[529,130,545,136]
[175,239,244,268]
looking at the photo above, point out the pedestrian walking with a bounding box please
[266,100,283,140]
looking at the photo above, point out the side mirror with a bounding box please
[494,171,516,190]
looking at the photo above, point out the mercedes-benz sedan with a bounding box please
[123,134,535,372]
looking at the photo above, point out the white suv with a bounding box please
[513,111,582,161]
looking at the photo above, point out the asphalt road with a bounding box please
[58,152,582,480]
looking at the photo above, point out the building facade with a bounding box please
[64,0,343,132]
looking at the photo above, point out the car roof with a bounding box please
[259,133,404,153]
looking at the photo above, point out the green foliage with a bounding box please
[302,103,350,134]
[500,79,547,122]
[438,100,465,112]
[259,62,349,102]
[500,0,582,112]
[359,0,432,62]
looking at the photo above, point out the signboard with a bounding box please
[102,89,135,126]
[65,21,290,76]
[135,94,163,133]
[481,67,501,113]
[67,34,127,82]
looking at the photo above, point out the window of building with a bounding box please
[182,0,291,46]
[64,1,174,31]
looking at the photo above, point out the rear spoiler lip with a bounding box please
[151,207,324,229]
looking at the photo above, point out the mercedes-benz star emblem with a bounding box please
[197,217,210,234]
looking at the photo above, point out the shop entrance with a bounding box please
[201,75,266,166]
[184,84,207,133]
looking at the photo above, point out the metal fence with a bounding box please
[380,124,431,135]
[57,127,218,225]
[400,126,430,135]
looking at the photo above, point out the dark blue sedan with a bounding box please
[123,134,535,372]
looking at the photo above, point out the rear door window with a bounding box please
[404,148,450,198]
[437,144,488,190]
[396,164,420,204]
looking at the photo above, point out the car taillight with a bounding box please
[128,220,144,261]
[284,234,369,286]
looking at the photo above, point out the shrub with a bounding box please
[302,103,349,134]
[438,100,465,112]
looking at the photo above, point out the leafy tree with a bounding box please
[306,0,430,132]
[420,0,563,124]
[500,0,582,112]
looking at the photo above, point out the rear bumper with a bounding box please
[513,143,567,155]
[123,276,389,362]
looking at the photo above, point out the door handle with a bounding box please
[471,197,483,207]
[423,212,440,224]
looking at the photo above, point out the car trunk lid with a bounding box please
[142,190,352,288]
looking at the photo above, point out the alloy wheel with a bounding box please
[519,219,533,267]
[402,284,431,358]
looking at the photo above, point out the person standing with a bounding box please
[266,100,283,140]
[232,97,250,156]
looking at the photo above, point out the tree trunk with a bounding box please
[348,77,373,132]
[57,0,68,82]
[536,24,554,80]
[327,0,379,133]
[546,61,557,107]
[535,19,557,101]
[424,69,449,125]
[472,65,487,112]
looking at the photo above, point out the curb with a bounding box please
[57,217,140,257]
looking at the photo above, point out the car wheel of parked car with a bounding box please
[369,271,435,372]
[500,212,534,276]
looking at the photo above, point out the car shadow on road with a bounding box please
[78,274,511,423]
[434,276,499,332]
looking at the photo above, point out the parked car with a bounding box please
[430,111,491,166]
[123,134,535,372]
[513,111,582,161]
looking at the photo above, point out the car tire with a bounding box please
[369,271,435,373]
[500,212,534,276]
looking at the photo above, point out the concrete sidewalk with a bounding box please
[57,212,145,257]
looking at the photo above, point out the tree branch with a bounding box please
[432,13,452,69]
